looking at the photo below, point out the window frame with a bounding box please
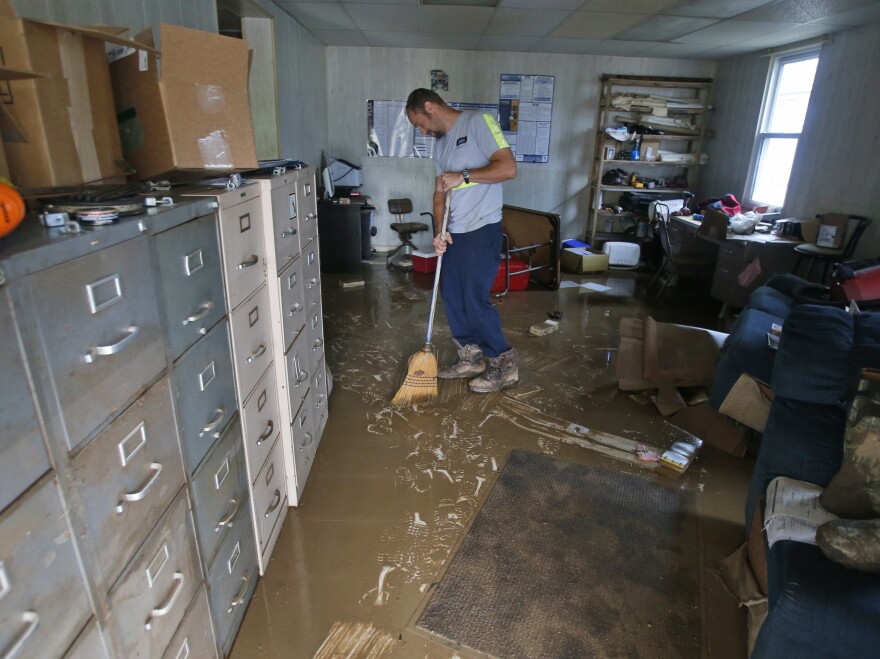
[744,47,821,209]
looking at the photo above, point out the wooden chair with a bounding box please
[794,214,871,284]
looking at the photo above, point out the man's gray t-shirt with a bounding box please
[434,110,510,233]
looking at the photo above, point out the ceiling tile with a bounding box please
[811,2,880,25]
[342,0,419,4]
[550,11,645,38]
[591,39,656,56]
[311,28,372,46]
[614,15,720,41]
[419,6,495,33]
[735,0,876,23]
[530,36,604,54]
[343,4,420,31]
[484,8,570,36]
[729,21,837,49]
[674,18,799,44]
[579,0,681,15]
[661,0,775,19]
[698,43,762,58]
[363,30,482,49]
[477,34,542,51]
[276,0,340,5]
[641,41,721,57]
[278,2,358,30]
[499,0,588,9]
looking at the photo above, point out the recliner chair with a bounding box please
[386,198,431,270]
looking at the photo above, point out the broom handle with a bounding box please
[425,190,452,346]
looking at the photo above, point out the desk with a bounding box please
[671,216,799,308]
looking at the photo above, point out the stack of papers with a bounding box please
[764,476,838,549]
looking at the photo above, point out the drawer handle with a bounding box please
[200,407,226,437]
[116,463,163,514]
[315,394,326,408]
[306,213,316,221]
[299,432,313,452]
[237,255,259,270]
[228,573,250,613]
[246,343,267,364]
[288,303,302,317]
[145,572,185,630]
[264,489,281,518]
[182,300,214,326]
[280,227,297,238]
[307,277,319,288]
[257,419,274,445]
[215,497,240,532]
[84,325,140,363]
[312,337,323,350]
[1,611,39,659]
[296,369,309,384]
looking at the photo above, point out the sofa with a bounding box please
[721,294,880,656]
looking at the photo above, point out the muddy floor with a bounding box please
[229,262,754,659]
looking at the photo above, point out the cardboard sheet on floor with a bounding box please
[668,403,750,457]
[719,373,774,433]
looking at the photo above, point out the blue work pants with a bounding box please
[440,221,509,358]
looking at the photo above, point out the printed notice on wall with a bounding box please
[368,100,498,158]
[498,74,554,163]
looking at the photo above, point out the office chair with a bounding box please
[647,216,716,297]
[793,214,871,284]
[386,198,431,270]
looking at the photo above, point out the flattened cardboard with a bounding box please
[719,373,773,433]
[696,208,729,242]
[110,23,257,181]
[0,11,151,188]
[669,403,750,457]
[642,316,726,384]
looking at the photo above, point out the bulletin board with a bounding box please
[498,74,555,163]
[367,100,499,158]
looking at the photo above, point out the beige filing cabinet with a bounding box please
[0,199,264,658]
[252,167,328,519]
[184,183,289,577]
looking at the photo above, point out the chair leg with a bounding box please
[655,263,678,298]
[647,258,668,291]
[821,259,830,285]
[805,256,814,282]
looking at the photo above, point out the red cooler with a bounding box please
[492,257,529,293]
[412,250,438,274]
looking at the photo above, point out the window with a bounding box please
[746,49,820,208]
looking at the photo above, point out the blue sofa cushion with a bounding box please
[752,541,880,659]
[772,305,855,406]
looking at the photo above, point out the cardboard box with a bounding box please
[696,208,730,242]
[561,247,609,274]
[110,24,257,181]
[641,138,661,162]
[0,2,150,188]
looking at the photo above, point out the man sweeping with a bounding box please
[405,88,518,393]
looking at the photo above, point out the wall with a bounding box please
[702,21,880,257]
[326,47,714,250]
[11,0,328,171]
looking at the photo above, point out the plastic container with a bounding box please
[491,257,529,293]
[412,250,438,274]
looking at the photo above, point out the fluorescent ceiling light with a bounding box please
[421,0,500,6]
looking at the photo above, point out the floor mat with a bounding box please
[416,449,700,658]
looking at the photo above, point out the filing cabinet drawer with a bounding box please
[154,213,226,361]
[278,257,306,353]
[312,357,328,413]
[25,236,165,450]
[229,285,274,401]
[285,332,311,418]
[313,375,328,447]
[191,420,246,569]
[290,393,316,499]
[65,620,108,659]
[241,368,281,484]
[206,500,257,653]
[173,319,237,473]
[0,292,50,513]
[70,377,185,589]
[0,478,91,659]
[717,241,749,265]
[253,436,286,558]
[302,239,321,309]
[270,178,300,274]
[306,301,326,368]
[218,196,266,311]
[297,176,318,243]
[162,586,217,659]
[108,491,200,658]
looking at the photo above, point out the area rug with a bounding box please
[416,450,701,658]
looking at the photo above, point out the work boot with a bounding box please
[469,348,518,393]
[438,342,486,379]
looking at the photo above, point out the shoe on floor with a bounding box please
[438,342,486,379]
[469,347,518,393]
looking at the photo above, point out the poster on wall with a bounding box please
[368,100,499,159]
[498,74,554,163]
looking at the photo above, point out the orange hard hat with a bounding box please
[0,182,25,239]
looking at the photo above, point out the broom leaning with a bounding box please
[392,190,452,405]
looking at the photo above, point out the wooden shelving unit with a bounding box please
[587,74,714,245]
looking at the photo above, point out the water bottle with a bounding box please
[631,136,641,161]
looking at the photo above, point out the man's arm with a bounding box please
[432,176,451,255]
[438,147,517,192]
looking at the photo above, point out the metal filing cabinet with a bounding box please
[0,199,259,658]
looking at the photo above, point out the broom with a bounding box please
[392,190,452,406]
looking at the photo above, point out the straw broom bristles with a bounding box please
[392,343,438,405]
